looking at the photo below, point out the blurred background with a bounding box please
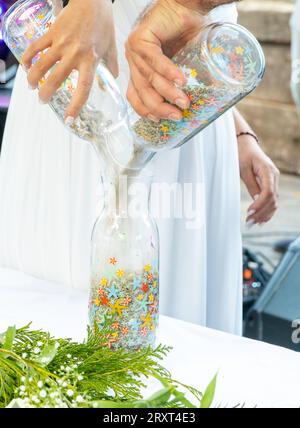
[0,0,299,351]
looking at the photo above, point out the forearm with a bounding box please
[174,0,240,13]
[62,0,114,5]
[233,108,254,135]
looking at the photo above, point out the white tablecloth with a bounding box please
[0,267,299,408]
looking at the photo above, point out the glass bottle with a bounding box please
[2,0,127,169]
[88,173,159,350]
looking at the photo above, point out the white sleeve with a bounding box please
[208,3,238,24]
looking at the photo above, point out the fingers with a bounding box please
[127,80,152,118]
[127,59,183,120]
[105,39,119,79]
[126,33,185,85]
[246,166,280,225]
[64,62,96,120]
[22,33,52,69]
[38,57,74,104]
[27,50,60,90]
[243,169,261,202]
[130,51,189,110]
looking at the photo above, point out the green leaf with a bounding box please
[200,373,217,409]
[145,386,173,407]
[3,327,16,352]
[35,342,59,367]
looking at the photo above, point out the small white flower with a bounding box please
[77,375,83,381]
[66,390,74,397]
[50,392,56,399]
[73,363,78,368]
[22,353,28,358]
[37,341,43,347]
[20,385,26,392]
[40,390,47,398]
[21,376,26,382]
[60,365,65,371]
[67,354,72,359]
[33,347,41,354]
[19,391,25,396]
[62,382,68,388]
[76,395,84,403]
[29,377,33,383]
[65,366,71,373]
[37,381,43,388]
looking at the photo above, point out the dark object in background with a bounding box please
[273,239,295,254]
[243,247,271,317]
[0,53,17,151]
[244,236,300,351]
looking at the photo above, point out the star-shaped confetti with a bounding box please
[100,277,108,286]
[109,299,126,317]
[133,278,141,291]
[109,257,118,265]
[141,312,153,328]
[144,264,152,272]
[116,269,125,278]
[141,283,149,293]
[235,46,244,55]
[108,284,118,299]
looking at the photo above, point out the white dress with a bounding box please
[0,1,242,335]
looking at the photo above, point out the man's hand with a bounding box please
[22,0,118,121]
[125,0,209,122]
[238,135,280,227]
[125,0,236,121]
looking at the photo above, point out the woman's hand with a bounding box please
[238,135,280,227]
[22,0,118,121]
[125,0,210,122]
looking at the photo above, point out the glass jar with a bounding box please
[106,21,265,169]
[88,173,159,350]
[129,22,265,151]
[2,0,127,166]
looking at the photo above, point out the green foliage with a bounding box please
[0,321,215,408]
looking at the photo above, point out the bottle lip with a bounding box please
[201,22,266,90]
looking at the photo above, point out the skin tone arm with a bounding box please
[125,0,240,121]
[22,0,118,123]
[234,108,280,226]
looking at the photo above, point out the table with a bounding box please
[1,267,300,408]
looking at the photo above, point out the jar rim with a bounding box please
[201,21,266,90]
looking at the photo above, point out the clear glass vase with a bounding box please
[88,173,159,350]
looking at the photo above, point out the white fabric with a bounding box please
[0,2,242,334]
[0,267,299,409]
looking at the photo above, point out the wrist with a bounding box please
[237,131,259,145]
